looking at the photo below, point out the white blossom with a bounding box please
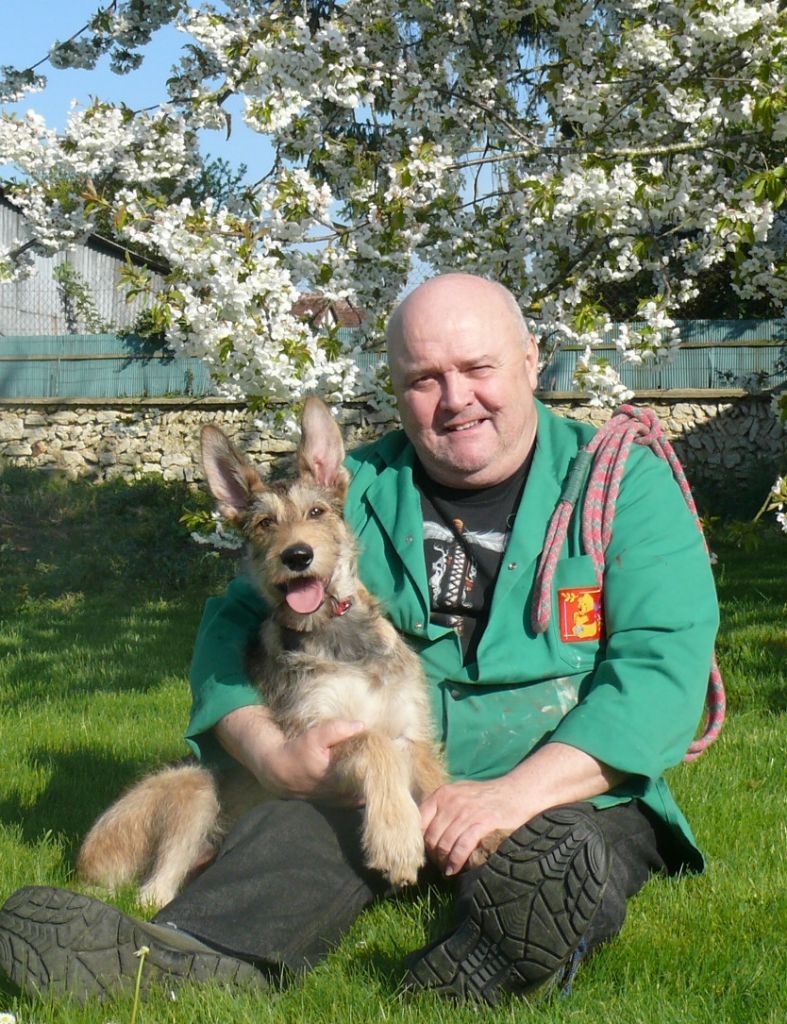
[0,0,785,412]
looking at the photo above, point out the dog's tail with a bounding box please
[76,763,221,908]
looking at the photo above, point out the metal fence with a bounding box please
[0,321,785,399]
[0,335,214,400]
[538,319,787,393]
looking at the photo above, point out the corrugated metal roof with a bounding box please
[0,199,164,336]
[600,319,787,344]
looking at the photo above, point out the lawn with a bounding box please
[0,465,785,1024]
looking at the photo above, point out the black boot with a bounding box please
[405,806,610,1004]
[0,886,268,1003]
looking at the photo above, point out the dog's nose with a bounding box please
[280,544,314,572]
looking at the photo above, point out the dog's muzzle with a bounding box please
[280,543,314,571]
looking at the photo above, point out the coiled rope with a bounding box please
[532,405,726,762]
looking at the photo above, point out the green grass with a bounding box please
[0,466,785,1024]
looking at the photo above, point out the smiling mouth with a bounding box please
[444,419,483,433]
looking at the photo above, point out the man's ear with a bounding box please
[201,426,265,523]
[297,396,350,499]
[525,332,540,390]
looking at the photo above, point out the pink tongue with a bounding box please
[285,578,326,614]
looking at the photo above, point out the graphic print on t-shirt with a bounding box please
[424,519,508,612]
[415,450,532,659]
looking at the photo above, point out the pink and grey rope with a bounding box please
[532,405,726,761]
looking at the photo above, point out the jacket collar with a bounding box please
[350,402,590,609]
[360,432,429,598]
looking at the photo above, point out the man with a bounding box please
[0,274,718,1004]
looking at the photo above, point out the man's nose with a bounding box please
[439,372,472,411]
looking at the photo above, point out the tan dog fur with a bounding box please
[77,398,447,907]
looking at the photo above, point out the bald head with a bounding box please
[384,273,540,488]
[386,274,530,358]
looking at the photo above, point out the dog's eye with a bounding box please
[308,506,325,519]
[255,516,276,530]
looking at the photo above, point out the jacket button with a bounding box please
[405,535,414,544]
[414,621,424,630]
[450,688,462,699]
[508,561,518,570]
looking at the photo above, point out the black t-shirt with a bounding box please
[413,454,532,662]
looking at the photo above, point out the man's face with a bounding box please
[387,279,539,488]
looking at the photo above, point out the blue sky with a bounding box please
[0,0,273,179]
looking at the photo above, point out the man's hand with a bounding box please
[214,705,366,804]
[265,719,367,801]
[420,776,529,877]
[420,742,628,877]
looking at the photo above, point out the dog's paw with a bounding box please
[363,806,425,887]
[369,835,425,887]
[465,828,510,869]
[138,879,178,909]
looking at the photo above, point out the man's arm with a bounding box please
[421,742,626,875]
[214,704,365,800]
[186,575,267,763]
[422,446,718,876]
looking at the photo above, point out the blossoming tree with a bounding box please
[1,0,785,435]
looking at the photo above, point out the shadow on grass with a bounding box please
[712,536,787,715]
[0,747,160,861]
[331,944,407,997]
[1,464,235,701]
[713,532,786,595]
[0,464,232,604]
[1,588,204,708]
[0,467,236,882]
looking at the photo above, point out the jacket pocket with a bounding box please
[549,555,605,671]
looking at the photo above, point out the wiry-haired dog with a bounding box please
[77,397,448,907]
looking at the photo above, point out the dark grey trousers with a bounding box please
[153,798,668,971]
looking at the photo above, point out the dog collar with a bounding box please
[280,597,352,652]
[333,597,353,617]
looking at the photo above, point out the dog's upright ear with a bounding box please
[298,397,350,500]
[201,425,265,523]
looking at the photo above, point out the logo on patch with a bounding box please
[558,587,603,643]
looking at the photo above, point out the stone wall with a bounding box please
[0,393,783,492]
[0,399,390,483]
[547,394,785,490]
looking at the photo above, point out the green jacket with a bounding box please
[187,402,719,871]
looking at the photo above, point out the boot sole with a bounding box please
[405,806,610,1004]
[0,886,266,1003]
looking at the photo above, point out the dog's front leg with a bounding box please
[331,732,425,887]
[409,740,449,803]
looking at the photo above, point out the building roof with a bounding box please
[292,294,366,328]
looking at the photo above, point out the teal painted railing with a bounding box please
[0,321,785,399]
